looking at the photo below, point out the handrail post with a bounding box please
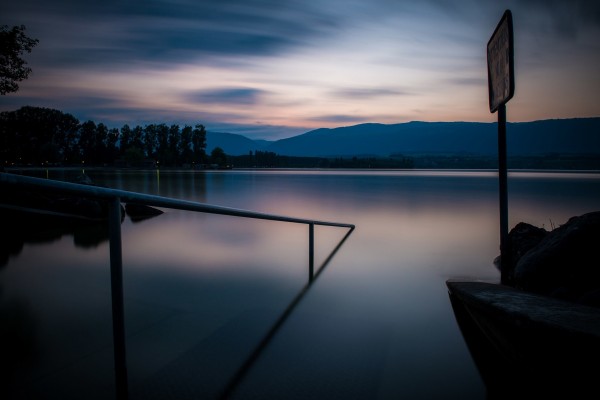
[109,197,129,400]
[309,223,314,282]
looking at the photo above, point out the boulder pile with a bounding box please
[500,211,600,307]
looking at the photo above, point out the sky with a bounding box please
[1,0,599,140]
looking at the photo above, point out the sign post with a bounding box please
[487,10,514,284]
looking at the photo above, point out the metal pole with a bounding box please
[498,104,509,284]
[309,223,314,282]
[109,197,129,399]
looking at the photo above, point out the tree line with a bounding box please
[228,151,414,169]
[1,106,207,167]
[1,106,417,170]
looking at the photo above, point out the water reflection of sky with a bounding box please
[2,170,600,399]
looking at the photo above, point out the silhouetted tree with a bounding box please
[95,123,109,163]
[61,116,81,164]
[143,124,158,159]
[119,123,145,165]
[123,147,144,165]
[105,127,119,163]
[179,125,193,164]
[252,151,277,167]
[78,120,99,164]
[0,104,210,167]
[155,123,169,166]
[168,124,180,165]
[131,125,144,152]
[0,106,79,164]
[210,147,227,167]
[0,25,39,95]
[119,124,133,155]
[192,124,206,163]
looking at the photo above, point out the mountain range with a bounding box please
[206,118,600,158]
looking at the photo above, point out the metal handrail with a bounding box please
[0,172,355,399]
[0,172,355,229]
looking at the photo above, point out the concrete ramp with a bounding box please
[447,280,600,397]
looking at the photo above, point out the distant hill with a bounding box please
[206,131,268,155]
[207,118,600,157]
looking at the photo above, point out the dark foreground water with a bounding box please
[2,169,600,399]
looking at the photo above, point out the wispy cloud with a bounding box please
[515,0,600,39]
[329,88,412,99]
[445,77,486,87]
[308,114,371,124]
[5,0,341,68]
[185,87,268,106]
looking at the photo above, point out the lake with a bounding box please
[2,169,600,399]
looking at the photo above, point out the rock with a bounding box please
[499,222,548,285]
[513,211,600,307]
[125,203,163,222]
[54,196,106,220]
[74,173,94,185]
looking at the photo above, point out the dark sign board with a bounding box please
[487,10,514,113]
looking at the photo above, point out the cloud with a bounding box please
[4,0,342,69]
[513,0,600,39]
[446,77,487,87]
[185,87,268,105]
[329,87,412,99]
[308,114,370,124]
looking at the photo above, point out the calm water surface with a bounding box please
[2,169,599,399]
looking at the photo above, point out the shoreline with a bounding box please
[4,166,600,174]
